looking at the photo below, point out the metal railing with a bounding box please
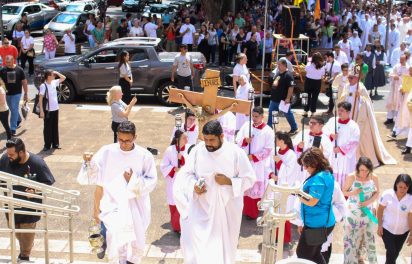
[0,171,80,264]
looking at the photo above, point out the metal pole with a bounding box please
[43,194,49,264]
[7,180,17,264]
[0,1,4,42]
[385,0,392,51]
[259,0,269,106]
[69,213,74,263]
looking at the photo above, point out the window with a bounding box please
[32,5,41,13]
[129,49,148,61]
[22,6,33,14]
[89,49,118,64]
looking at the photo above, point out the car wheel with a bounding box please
[57,80,76,103]
[157,81,178,106]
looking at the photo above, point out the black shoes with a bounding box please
[17,254,30,261]
[11,130,16,136]
[402,147,411,155]
[97,242,106,259]
[288,129,298,136]
[387,132,397,139]
[52,145,61,149]
[384,119,394,125]
[42,147,51,152]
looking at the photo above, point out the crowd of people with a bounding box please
[1,0,412,264]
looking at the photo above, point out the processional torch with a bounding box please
[300,93,308,171]
[257,180,311,264]
[175,114,183,168]
[332,87,338,158]
[272,111,279,176]
[248,89,255,155]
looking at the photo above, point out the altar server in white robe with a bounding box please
[338,70,397,167]
[173,120,256,264]
[91,121,157,264]
[390,42,407,69]
[401,94,412,154]
[293,115,334,178]
[160,130,189,233]
[323,102,360,188]
[388,23,400,65]
[170,110,198,146]
[266,131,301,244]
[236,106,274,219]
[218,111,237,143]
[385,55,410,125]
[236,75,253,131]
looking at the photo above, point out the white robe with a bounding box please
[339,83,397,166]
[173,141,256,264]
[236,122,274,199]
[265,148,302,213]
[390,48,405,68]
[171,124,199,146]
[236,82,252,130]
[323,119,360,189]
[218,111,237,143]
[388,29,400,65]
[160,144,189,205]
[92,143,157,264]
[386,64,409,114]
[348,36,362,60]
[360,19,374,49]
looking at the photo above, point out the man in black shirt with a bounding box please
[117,18,128,39]
[0,55,28,136]
[0,138,55,261]
[267,60,298,135]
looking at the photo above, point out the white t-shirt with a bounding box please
[129,26,144,37]
[143,22,158,38]
[62,33,76,54]
[233,63,250,81]
[21,36,34,50]
[305,63,326,80]
[325,60,342,77]
[12,30,24,40]
[39,79,60,111]
[379,189,412,235]
[179,23,196,45]
[173,53,192,77]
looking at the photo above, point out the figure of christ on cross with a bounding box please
[177,92,238,140]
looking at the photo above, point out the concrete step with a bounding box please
[0,237,410,264]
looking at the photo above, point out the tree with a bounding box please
[201,0,225,23]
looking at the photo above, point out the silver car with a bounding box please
[44,12,88,42]
[1,2,59,36]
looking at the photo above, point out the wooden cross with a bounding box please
[169,69,252,140]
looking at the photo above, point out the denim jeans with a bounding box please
[267,100,297,131]
[6,94,22,131]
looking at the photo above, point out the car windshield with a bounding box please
[66,4,84,12]
[52,13,78,24]
[2,6,22,15]
[124,0,138,3]
[149,6,166,12]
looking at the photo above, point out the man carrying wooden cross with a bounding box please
[169,69,251,140]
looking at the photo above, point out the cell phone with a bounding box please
[313,136,321,148]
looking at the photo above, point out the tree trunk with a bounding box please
[201,0,224,23]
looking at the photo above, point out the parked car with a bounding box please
[65,1,97,15]
[44,12,88,42]
[107,0,124,7]
[121,0,144,12]
[1,2,59,36]
[34,37,206,105]
[143,4,176,20]
[39,0,70,11]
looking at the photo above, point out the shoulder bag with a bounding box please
[302,173,331,246]
[33,83,50,118]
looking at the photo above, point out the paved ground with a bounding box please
[0,90,411,264]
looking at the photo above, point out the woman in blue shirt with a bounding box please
[296,147,335,264]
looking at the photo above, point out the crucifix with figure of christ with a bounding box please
[169,69,252,140]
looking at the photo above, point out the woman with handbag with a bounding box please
[342,156,379,264]
[118,50,133,104]
[20,30,35,76]
[0,78,11,140]
[42,29,59,60]
[39,70,66,151]
[296,147,335,264]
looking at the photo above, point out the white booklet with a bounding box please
[279,100,291,113]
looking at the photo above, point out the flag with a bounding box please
[314,0,320,20]
[333,0,339,14]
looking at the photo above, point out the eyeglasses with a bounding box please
[309,121,319,125]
